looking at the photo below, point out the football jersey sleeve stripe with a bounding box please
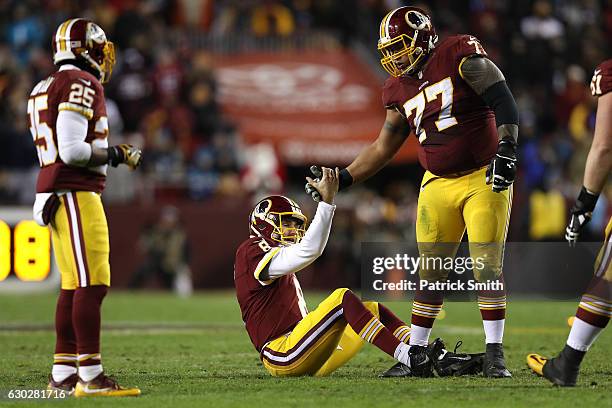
[59,102,94,120]
[254,247,280,285]
[458,56,470,80]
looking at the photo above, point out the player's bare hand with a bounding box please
[306,167,339,204]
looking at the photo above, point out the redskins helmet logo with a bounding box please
[255,199,271,216]
[405,10,431,31]
[86,22,107,47]
[251,199,271,232]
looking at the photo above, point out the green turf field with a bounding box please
[0,291,610,407]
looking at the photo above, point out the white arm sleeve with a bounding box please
[57,110,92,166]
[266,201,335,278]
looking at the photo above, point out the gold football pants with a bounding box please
[594,216,612,282]
[50,191,110,289]
[416,166,512,282]
[261,288,379,377]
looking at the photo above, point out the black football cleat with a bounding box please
[483,343,512,378]
[527,347,582,387]
[429,338,485,377]
[379,345,434,378]
[409,344,435,377]
[379,362,413,378]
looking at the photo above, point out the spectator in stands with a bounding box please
[129,206,192,296]
[521,0,565,41]
[152,48,184,105]
[529,182,567,241]
[187,62,221,143]
[107,44,154,133]
[187,147,219,200]
[555,65,590,130]
[5,3,44,65]
[250,0,295,37]
[519,0,565,88]
[241,142,284,197]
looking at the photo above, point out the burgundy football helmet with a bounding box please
[378,6,438,77]
[249,196,307,246]
[52,18,116,83]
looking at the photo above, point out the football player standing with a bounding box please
[527,60,612,386]
[235,167,483,377]
[307,6,518,377]
[28,19,142,396]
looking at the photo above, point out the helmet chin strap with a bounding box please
[79,50,104,80]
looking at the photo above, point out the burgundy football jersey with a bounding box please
[28,67,109,193]
[591,59,612,97]
[383,35,498,176]
[234,237,307,351]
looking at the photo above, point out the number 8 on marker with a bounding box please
[0,221,10,281]
[0,220,51,282]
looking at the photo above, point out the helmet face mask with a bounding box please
[270,214,306,245]
[250,196,307,247]
[100,41,116,83]
[83,22,116,83]
[378,34,425,77]
[378,7,437,77]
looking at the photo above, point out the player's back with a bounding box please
[27,66,109,193]
[383,35,499,176]
[234,237,306,351]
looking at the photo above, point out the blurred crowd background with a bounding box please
[0,0,611,288]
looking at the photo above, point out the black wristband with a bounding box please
[338,168,353,191]
[576,186,599,212]
[107,146,122,167]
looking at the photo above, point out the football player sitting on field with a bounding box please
[234,167,483,377]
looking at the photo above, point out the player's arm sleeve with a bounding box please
[57,109,92,166]
[460,55,519,142]
[257,201,336,280]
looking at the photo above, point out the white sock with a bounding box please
[394,342,412,367]
[408,324,431,346]
[566,317,604,352]
[52,365,77,382]
[483,319,505,344]
[79,364,103,382]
